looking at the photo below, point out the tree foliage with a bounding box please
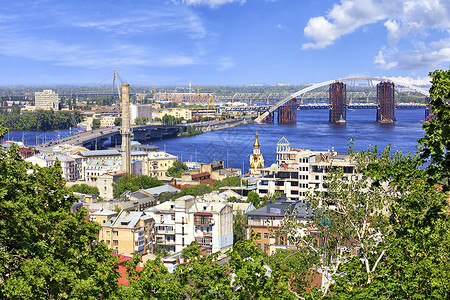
[134,117,148,125]
[69,183,100,195]
[113,174,162,198]
[166,160,187,178]
[0,110,82,131]
[233,209,246,245]
[92,118,100,130]
[0,132,119,298]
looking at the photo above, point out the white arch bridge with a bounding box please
[255,77,430,124]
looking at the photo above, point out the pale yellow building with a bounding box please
[99,210,155,255]
[147,151,177,179]
[86,114,119,131]
[153,108,192,121]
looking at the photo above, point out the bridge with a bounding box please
[255,77,430,124]
[38,117,251,151]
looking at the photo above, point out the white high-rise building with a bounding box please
[34,90,60,110]
[130,104,153,124]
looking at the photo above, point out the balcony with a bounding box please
[194,214,214,226]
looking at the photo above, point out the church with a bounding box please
[249,132,265,175]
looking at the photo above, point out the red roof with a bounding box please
[112,254,144,286]
[194,212,213,216]
[192,172,210,179]
[200,178,216,186]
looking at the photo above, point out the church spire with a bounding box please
[253,132,260,148]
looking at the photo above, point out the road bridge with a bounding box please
[255,77,430,124]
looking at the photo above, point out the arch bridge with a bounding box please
[255,77,430,124]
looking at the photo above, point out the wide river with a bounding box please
[3,108,426,171]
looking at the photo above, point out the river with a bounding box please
[2,108,426,171]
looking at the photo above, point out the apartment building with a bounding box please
[25,154,76,181]
[145,195,233,255]
[256,137,358,202]
[246,196,314,255]
[99,210,155,255]
[147,151,177,179]
[34,89,60,110]
[130,103,152,123]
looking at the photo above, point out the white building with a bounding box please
[25,154,76,181]
[256,137,358,202]
[145,195,233,255]
[130,104,152,124]
[35,90,60,110]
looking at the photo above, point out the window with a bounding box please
[264,244,269,251]
[171,215,175,221]
[264,233,268,239]
[106,231,110,236]
[182,238,185,246]
[106,240,110,245]
[113,230,118,236]
[113,240,118,246]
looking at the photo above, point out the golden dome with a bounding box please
[253,132,260,148]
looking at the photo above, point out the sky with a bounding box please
[0,0,449,85]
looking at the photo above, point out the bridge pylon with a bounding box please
[277,98,297,124]
[377,82,395,123]
[329,82,347,123]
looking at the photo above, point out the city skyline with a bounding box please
[0,0,448,85]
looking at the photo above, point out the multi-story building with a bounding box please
[145,195,233,255]
[152,108,193,121]
[86,114,119,131]
[147,151,177,179]
[154,92,213,103]
[246,196,313,255]
[256,137,358,202]
[99,210,155,255]
[130,104,152,124]
[34,90,60,110]
[25,154,76,181]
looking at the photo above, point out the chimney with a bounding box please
[121,84,131,174]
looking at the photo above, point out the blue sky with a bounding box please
[0,0,449,85]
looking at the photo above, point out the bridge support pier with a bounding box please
[277,98,297,124]
[260,111,274,124]
[329,82,347,123]
[377,82,395,123]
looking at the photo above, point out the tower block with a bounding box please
[329,82,347,123]
[121,84,131,174]
[377,82,395,123]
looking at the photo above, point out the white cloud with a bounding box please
[303,0,450,71]
[182,0,245,8]
[216,56,234,71]
[374,48,398,70]
[302,0,390,49]
[0,34,197,68]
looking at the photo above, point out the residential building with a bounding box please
[34,89,60,110]
[86,114,119,131]
[152,108,192,121]
[25,154,76,181]
[145,195,233,255]
[246,196,314,255]
[154,92,213,103]
[100,210,155,255]
[130,103,152,124]
[256,137,358,202]
[97,172,124,200]
[147,151,177,179]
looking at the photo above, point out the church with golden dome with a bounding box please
[249,132,265,175]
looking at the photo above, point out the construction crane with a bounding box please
[207,94,217,117]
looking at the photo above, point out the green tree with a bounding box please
[179,184,213,197]
[69,183,100,195]
[420,69,450,189]
[158,191,175,203]
[113,174,162,198]
[114,117,122,126]
[0,128,120,298]
[92,118,100,130]
[134,116,148,125]
[233,209,246,244]
[166,160,188,178]
[246,191,261,208]
[213,176,244,190]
